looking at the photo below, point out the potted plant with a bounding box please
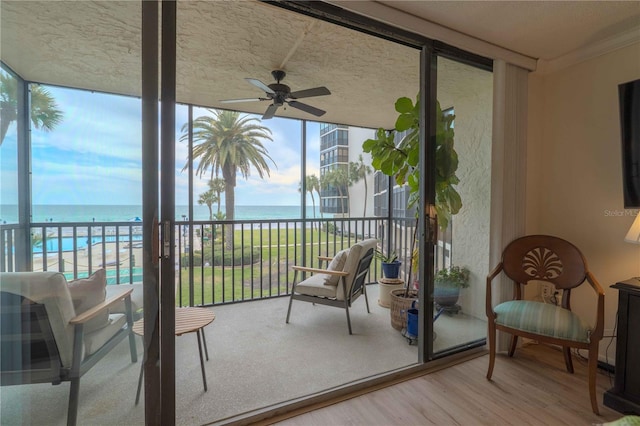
[375,249,401,279]
[363,95,461,232]
[375,249,404,308]
[434,265,470,310]
[364,95,461,330]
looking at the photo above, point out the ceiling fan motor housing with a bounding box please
[268,83,291,106]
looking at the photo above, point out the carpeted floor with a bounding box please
[0,284,486,425]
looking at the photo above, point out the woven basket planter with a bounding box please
[389,288,418,331]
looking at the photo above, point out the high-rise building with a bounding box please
[318,123,378,218]
[319,123,350,215]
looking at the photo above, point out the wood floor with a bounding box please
[269,343,622,425]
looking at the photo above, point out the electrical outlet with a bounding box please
[554,291,562,305]
[541,283,553,299]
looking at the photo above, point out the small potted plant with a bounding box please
[434,265,470,310]
[375,249,401,279]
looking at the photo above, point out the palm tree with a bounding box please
[299,174,320,219]
[208,178,226,216]
[198,188,218,221]
[0,73,64,145]
[349,154,372,217]
[323,167,350,217]
[181,109,275,246]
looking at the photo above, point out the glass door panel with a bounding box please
[432,55,493,355]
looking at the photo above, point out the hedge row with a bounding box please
[181,245,261,267]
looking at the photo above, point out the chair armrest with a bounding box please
[70,288,133,325]
[292,265,349,276]
[585,271,605,340]
[318,256,333,262]
[486,263,503,319]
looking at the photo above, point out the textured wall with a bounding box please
[347,127,376,219]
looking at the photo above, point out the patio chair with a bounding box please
[0,271,138,426]
[286,238,377,334]
[486,235,605,414]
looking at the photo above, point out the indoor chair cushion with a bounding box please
[68,269,109,334]
[323,249,349,286]
[494,300,592,343]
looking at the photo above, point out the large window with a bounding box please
[30,86,142,222]
[0,67,19,224]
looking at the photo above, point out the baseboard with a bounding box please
[598,360,615,374]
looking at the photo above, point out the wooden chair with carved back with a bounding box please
[486,235,605,414]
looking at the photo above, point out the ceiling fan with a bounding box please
[220,70,331,120]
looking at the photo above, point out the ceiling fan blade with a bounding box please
[289,86,331,99]
[246,78,276,94]
[287,100,326,117]
[219,98,264,104]
[262,104,279,120]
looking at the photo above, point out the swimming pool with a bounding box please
[33,234,143,253]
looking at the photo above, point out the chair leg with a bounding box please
[67,377,80,426]
[508,335,518,357]
[286,273,297,324]
[563,346,574,374]
[286,293,294,324]
[68,324,84,426]
[344,299,353,335]
[588,344,600,415]
[487,321,496,380]
[363,283,370,313]
[135,361,144,406]
[125,296,138,363]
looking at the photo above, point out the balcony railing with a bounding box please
[1,217,450,307]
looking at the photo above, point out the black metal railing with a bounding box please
[1,216,450,308]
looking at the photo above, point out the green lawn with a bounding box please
[177,227,361,305]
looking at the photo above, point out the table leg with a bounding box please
[135,361,144,405]
[196,329,208,392]
[200,328,210,361]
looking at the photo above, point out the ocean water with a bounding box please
[1,205,323,223]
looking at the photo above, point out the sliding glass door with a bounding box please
[428,52,494,358]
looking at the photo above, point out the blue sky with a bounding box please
[1,84,323,207]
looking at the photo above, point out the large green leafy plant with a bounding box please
[362,96,461,230]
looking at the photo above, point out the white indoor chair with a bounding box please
[286,238,377,334]
[0,271,137,426]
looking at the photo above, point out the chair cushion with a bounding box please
[494,300,592,343]
[68,269,109,334]
[83,313,127,356]
[324,249,349,286]
[0,271,77,368]
[106,283,144,316]
[295,274,339,298]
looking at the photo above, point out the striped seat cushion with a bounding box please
[494,300,592,343]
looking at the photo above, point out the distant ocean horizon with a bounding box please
[1,205,324,223]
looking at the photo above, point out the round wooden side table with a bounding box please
[132,307,215,405]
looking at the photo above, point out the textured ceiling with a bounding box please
[1,1,638,129]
